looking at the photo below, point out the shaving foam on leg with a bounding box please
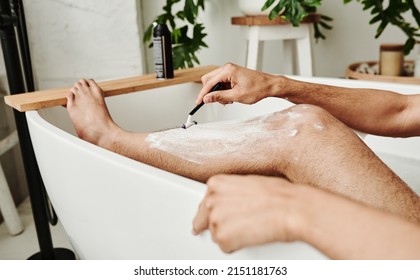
[146,106,328,164]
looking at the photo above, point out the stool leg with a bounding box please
[295,30,313,76]
[283,40,296,74]
[246,26,263,70]
[0,163,23,235]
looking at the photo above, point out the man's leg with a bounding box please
[66,79,282,181]
[67,79,420,223]
[270,104,420,223]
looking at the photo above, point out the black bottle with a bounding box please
[152,23,174,79]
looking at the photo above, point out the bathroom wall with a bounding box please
[0,0,146,214]
[313,0,417,77]
[23,0,145,90]
[141,0,418,77]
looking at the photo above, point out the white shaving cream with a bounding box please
[145,110,320,164]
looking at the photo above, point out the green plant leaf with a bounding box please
[347,0,419,55]
[407,0,420,27]
[262,0,276,11]
[404,37,416,55]
[184,0,196,24]
[197,0,205,10]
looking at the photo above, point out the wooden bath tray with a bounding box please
[346,61,420,85]
[4,65,217,112]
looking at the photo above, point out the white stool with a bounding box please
[231,15,317,76]
[0,130,23,235]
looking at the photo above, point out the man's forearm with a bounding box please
[292,185,420,259]
[272,76,410,136]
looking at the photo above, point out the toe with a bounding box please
[87,79,104,97]
[70,85,79,94]
[79,79,91,93]
[66,91,75,108]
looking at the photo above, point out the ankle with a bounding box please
[96,123,124,151]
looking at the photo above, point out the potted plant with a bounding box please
[345,0,420,55]
[239,0,332,40]
[143,0,330,69]
[143,0,419,69]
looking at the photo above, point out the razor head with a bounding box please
[181,120,197,129]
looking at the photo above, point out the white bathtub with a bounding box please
[25,77,420,259]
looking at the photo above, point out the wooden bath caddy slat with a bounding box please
[4,65,218,112]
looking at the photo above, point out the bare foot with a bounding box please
[66,79,121,148]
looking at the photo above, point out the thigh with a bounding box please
[266,105,420,222]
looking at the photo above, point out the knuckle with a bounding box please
[224,62,234,69]
[207,175,224,187]
[224,62,236,73]
[201,75,209,84]
[214,231,233,253]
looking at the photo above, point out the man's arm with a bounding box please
[296,180,420,259]
[192,174,420,259]
[198,63,420,137]
[278,76,420,137]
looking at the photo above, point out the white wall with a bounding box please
[313,0,418,77]
[141,0,419,78]
[23,0,145,90]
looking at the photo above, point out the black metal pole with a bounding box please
[12,0,59,226]
[12,0,34,91]
[0,0,74,260]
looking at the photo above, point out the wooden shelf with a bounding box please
[231,14,320,26]
[4,65,217,112]
[346,61,420,85]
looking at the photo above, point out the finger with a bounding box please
[216,218,251,254]
[203,88,238,104]
[192,198,211,235]
[201,66,223,85]
[196,67,227,104]
[196,79,220,105]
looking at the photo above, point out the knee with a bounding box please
[277,104,334,134]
